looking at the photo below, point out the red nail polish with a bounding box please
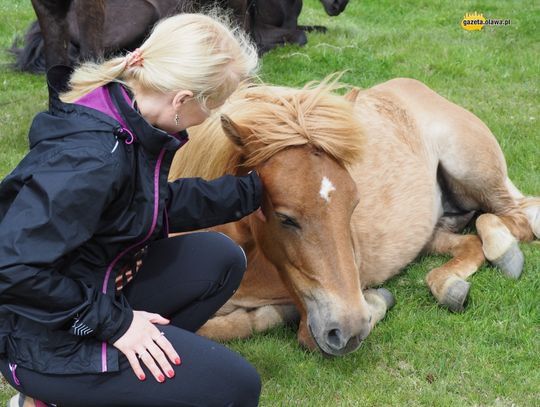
[158,374,165,382]
[168,370,175,378]
[175,357,181,365]
[139,374,146,381]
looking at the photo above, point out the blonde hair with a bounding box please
[60,12,259,106]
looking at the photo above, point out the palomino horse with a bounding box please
[169,78,539,356]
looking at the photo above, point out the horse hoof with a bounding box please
[376,288,396,310]
[492,241,524,279]
[441,277,470,313]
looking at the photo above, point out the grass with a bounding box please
[1,0,539,405]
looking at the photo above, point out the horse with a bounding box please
[168,77,540,356]
[250,0,349,54]
[26,0,106,71]
[12,0,212,73]
[11,0,349,73]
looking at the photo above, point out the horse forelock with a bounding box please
[235,82,364,167]
[170,80,365,181]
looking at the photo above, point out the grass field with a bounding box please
[0,0,539,405]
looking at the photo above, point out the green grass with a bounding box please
[1,0,539,405]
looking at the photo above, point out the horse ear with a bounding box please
[344,87,361,104]
[221,114,248,149]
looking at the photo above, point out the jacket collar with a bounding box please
[46,65,188,155]
[108,82,189,155]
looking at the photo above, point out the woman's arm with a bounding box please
[166,171,263,233]
[0,146,132,343]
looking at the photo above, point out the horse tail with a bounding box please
[9,20,47,73]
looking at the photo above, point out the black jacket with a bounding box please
[0,66,262,374]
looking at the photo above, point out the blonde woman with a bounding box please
[0,13,263,407]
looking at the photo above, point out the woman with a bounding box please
[0,12,263,407]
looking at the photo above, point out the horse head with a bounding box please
[319,0,349,16]
[217,82,370,356]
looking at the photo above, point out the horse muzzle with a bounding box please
[309,324,364,356]
[321,0,349,17]
[306,313,371,356]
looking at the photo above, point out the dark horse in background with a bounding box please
[251,0,349,54]
[11,0,349,73]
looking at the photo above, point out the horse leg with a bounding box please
[425,229,485,312]
[522,198,540,239]
[433,114,536,277]
[363,288,395,329]
[74,0,105,62]
[30,0,72,69]
[197,304,299,341]
[475,204,536,279]
[298,25,328,33]
[253,25,307,54]
[439,161,534,278]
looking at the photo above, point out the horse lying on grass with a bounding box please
[169,77,540,356]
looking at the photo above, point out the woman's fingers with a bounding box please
[112,310,180,382]
[146,340,175,379]
[126,351,146,381]
[146,312,170,325]
[154,331,182,366]
[138,347,165,383]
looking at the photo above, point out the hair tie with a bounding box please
[126,48,144,68]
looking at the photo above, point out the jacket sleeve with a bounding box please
[0,146,133,343]
[166,171,263,232]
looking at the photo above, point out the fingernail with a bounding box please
[158,374,165,382]
[139,374,146,381]
[168,370,175,378]
[175,357,181,365]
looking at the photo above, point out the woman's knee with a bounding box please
[234,362,262,406]
[204,231,247,286]
[218,355,261,406]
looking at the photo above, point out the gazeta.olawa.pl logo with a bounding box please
[461,12,511,31]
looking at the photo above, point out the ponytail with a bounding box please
[60,12,259,105]
[60,56,127,103]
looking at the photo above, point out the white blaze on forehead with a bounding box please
[319,176,336,203]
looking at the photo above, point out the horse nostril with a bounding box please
[326,328,343,349]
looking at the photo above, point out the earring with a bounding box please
[174,113,180,126]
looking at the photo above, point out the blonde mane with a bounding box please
[169,77,365,180]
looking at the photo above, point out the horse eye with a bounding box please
[276,213,301,229]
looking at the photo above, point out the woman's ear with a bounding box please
[172,90,194,110]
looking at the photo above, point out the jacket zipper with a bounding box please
[100,147,166,372]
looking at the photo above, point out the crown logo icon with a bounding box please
[461,12,486,31]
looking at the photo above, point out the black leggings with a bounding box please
[0,232,261,407]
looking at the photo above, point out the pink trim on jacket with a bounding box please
[75,86,165,372]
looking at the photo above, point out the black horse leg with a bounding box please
[254,26,307,54]
[74,0,105,62]
[30,0,72,69]
[298,25,327,33]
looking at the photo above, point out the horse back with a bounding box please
[349,81,444,285]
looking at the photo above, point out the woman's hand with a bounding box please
[113,310,181,382]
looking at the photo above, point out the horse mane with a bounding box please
[169,76,365,180]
